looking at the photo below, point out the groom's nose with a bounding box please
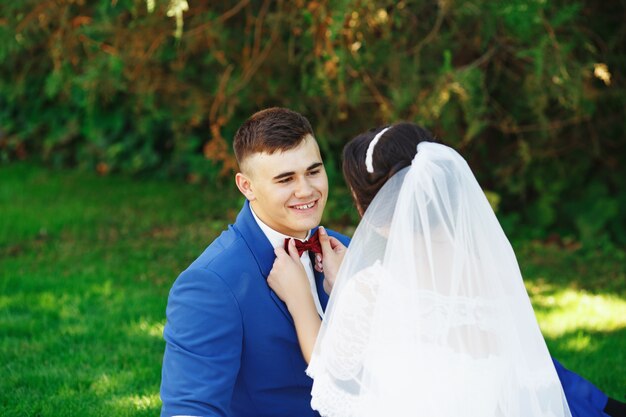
[293,177,314,198]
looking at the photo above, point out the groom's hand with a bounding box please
[318,226,347,295]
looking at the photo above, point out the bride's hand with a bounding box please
[267,239,313,309]
[318,226,347,295]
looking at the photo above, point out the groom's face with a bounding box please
[236,134,328,239]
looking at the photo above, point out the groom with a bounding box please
[160,107,621,417]
[160,107,349,417]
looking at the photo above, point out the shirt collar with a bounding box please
[249,205,310,249]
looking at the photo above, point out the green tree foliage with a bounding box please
[1,0,624,243]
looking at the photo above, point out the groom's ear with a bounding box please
[235,172,256,201]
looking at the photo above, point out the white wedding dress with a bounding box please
[307,142,571,417]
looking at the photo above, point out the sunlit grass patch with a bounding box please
[110,392,161,413]
[527,282,626,338]
[519,242,626,398]
[127,318,166,339]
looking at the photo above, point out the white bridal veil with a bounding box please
[307,142,571,417]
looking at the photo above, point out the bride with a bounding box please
[267,123,620,417]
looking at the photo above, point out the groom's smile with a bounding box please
[235,134,328,239]
[289,199,319,212]
[291,201,316,210]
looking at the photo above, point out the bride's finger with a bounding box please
[328,236,346,252]
[318,226,333,256]
[286,238,301,261]
[274,246,288,258]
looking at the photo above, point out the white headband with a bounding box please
[365,127,390,173]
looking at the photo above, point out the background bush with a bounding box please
[1,0,624,243]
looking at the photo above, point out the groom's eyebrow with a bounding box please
[307,162,323,171]
[272,162,323,181]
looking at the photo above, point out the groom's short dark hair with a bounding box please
[233,107,314,170]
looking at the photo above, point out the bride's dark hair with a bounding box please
[342,122,437,214]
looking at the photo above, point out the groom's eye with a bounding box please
[277,177,293,184]
[308,170,320,176]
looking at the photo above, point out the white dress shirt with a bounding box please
[250,206,325,318]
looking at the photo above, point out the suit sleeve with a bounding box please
[328,230,351,248]
[160,268,243,417]
[553,358,609,417]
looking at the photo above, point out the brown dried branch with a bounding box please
[457,46,498,72]
[184,1,251,38]
[209,65,234,125]
[252,0,271,61]
[359,70,392,116]
[218,0,251,23]
[494,115,590,135]
[15,0,56,33]
[232,0,281,94]
[410,0,449,56]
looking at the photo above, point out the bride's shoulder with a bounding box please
[350,260,386,282]
[339,261,388,302]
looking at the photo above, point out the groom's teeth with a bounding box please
[294,202,315,210]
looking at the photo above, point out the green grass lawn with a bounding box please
[1,163,624,415]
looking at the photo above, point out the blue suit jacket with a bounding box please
[160,201,350,417]
[160,202,608,417]
[553,358,609,417]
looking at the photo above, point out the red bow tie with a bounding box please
[284,229,322,256]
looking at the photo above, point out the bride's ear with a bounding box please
[235,172,256,201]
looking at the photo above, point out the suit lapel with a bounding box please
[311,252,329,312]
[308,226,330,313]
[233,201,293,324]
